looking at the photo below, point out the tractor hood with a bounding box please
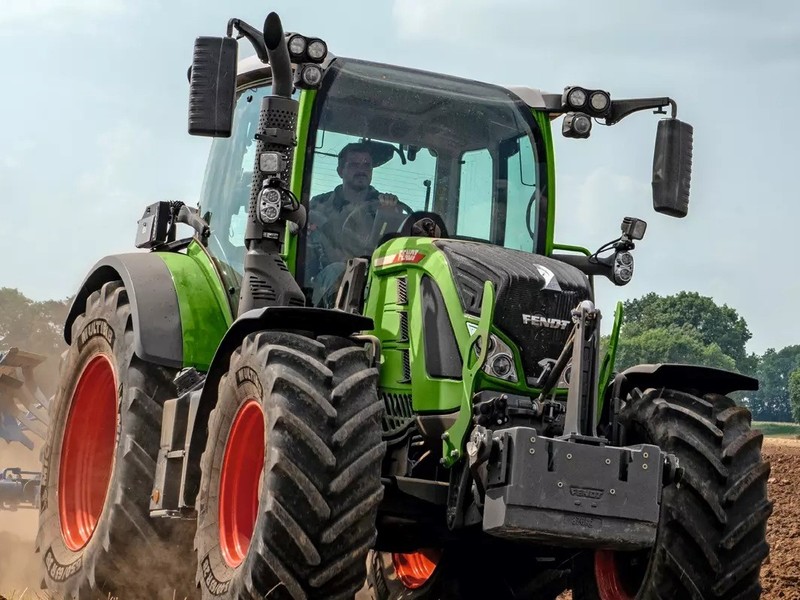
[434,240,592,385]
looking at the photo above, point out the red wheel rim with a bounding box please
[392,549,441,589]
[59,354,118,551]
[219,400,265,568]
[595,550,635,600]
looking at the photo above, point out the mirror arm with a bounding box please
[605,97,677,125]
[227,18,269,63]
[551,253,615,283]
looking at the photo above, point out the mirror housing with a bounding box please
[652,118,693,217]
[188,36,238,137]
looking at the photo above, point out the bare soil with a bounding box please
[2,439,798,599]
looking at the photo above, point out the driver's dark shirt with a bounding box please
[308,184,381,230]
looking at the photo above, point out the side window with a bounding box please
[457,149,493,240]
[504,135,537,251]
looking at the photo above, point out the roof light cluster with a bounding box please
[285,33,328,89]
[561,86,612,139]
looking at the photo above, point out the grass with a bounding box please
[753,420,800,438]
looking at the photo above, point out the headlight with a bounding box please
[287,34,307,58]
[307,39,328,62]
[491,354,513,378]
[258,187,283,224]
[476,333,518,383]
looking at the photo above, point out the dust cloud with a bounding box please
[0,441,45,598]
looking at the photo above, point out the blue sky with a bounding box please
[1,1,798,354]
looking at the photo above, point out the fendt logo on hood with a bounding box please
[522,313,571,330]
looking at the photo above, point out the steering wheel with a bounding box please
[340,197,414,254]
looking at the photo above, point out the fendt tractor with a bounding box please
[34,10,771,600]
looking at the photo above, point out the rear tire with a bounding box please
[571,388,772,600]
[36,281,197,600]
[194,331,385,599]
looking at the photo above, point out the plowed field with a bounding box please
[2,438,798,598]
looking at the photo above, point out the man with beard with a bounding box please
[306,141,403,306]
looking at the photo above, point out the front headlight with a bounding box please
[476,333,518,383]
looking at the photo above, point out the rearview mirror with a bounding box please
[188,36,238,137]
[652,118,693,218]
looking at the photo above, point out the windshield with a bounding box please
[198,60,548,302]
[303,59,547,295]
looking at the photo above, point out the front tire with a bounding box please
[37,281,197,599]
[195,331,385,599]
[572,389,773,600]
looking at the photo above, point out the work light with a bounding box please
[299,64,323,88]
[287,34,307,58]
[258,187,283,224]
[307,39,328,62]
[590,90,611,114]
[562,113,592,139]
[565,87,587,109]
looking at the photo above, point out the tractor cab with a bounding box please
[198,56,549,310]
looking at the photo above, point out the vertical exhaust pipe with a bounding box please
[263,12,293,99]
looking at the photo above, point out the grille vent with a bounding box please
[381,392,414,440]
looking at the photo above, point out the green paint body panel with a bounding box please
[282,89,317,274]
[157,241,234,371]
[363,238,566,462]
[533,111,557,256]
[552,243,592,256]
[598,301,624,412]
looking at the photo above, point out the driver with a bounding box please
[306,142,401,306]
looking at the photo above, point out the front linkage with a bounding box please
[458,300,679,549]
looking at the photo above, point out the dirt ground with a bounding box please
[1,438,798,599]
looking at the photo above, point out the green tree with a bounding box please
[622,291,756,374]
[0,287,69,394]
[788,367,800,423]
[747,345,800,422]
[615,324,738,373]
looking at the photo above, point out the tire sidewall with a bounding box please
[196,349,269,597]
[39,313,125,592]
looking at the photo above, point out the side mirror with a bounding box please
[652,118,693,218]
[188,37,238,137]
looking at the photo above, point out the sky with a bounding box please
[0,0,798,355]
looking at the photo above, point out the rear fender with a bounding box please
[64,244,232,371]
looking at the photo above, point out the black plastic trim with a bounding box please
[181,306,373,507]
[420,276,462,379]
[63,253,183,368]
[614,363,758,398]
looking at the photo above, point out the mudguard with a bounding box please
[64,246,232,371]
[611,363,758,399]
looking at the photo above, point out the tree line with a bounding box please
[1,287,798,422]
[612,291,799,422]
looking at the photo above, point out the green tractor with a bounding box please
[36,11,771,600]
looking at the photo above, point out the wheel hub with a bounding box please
[59,354,117,551]
[392,549,441,590]
[219,399,266,568]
